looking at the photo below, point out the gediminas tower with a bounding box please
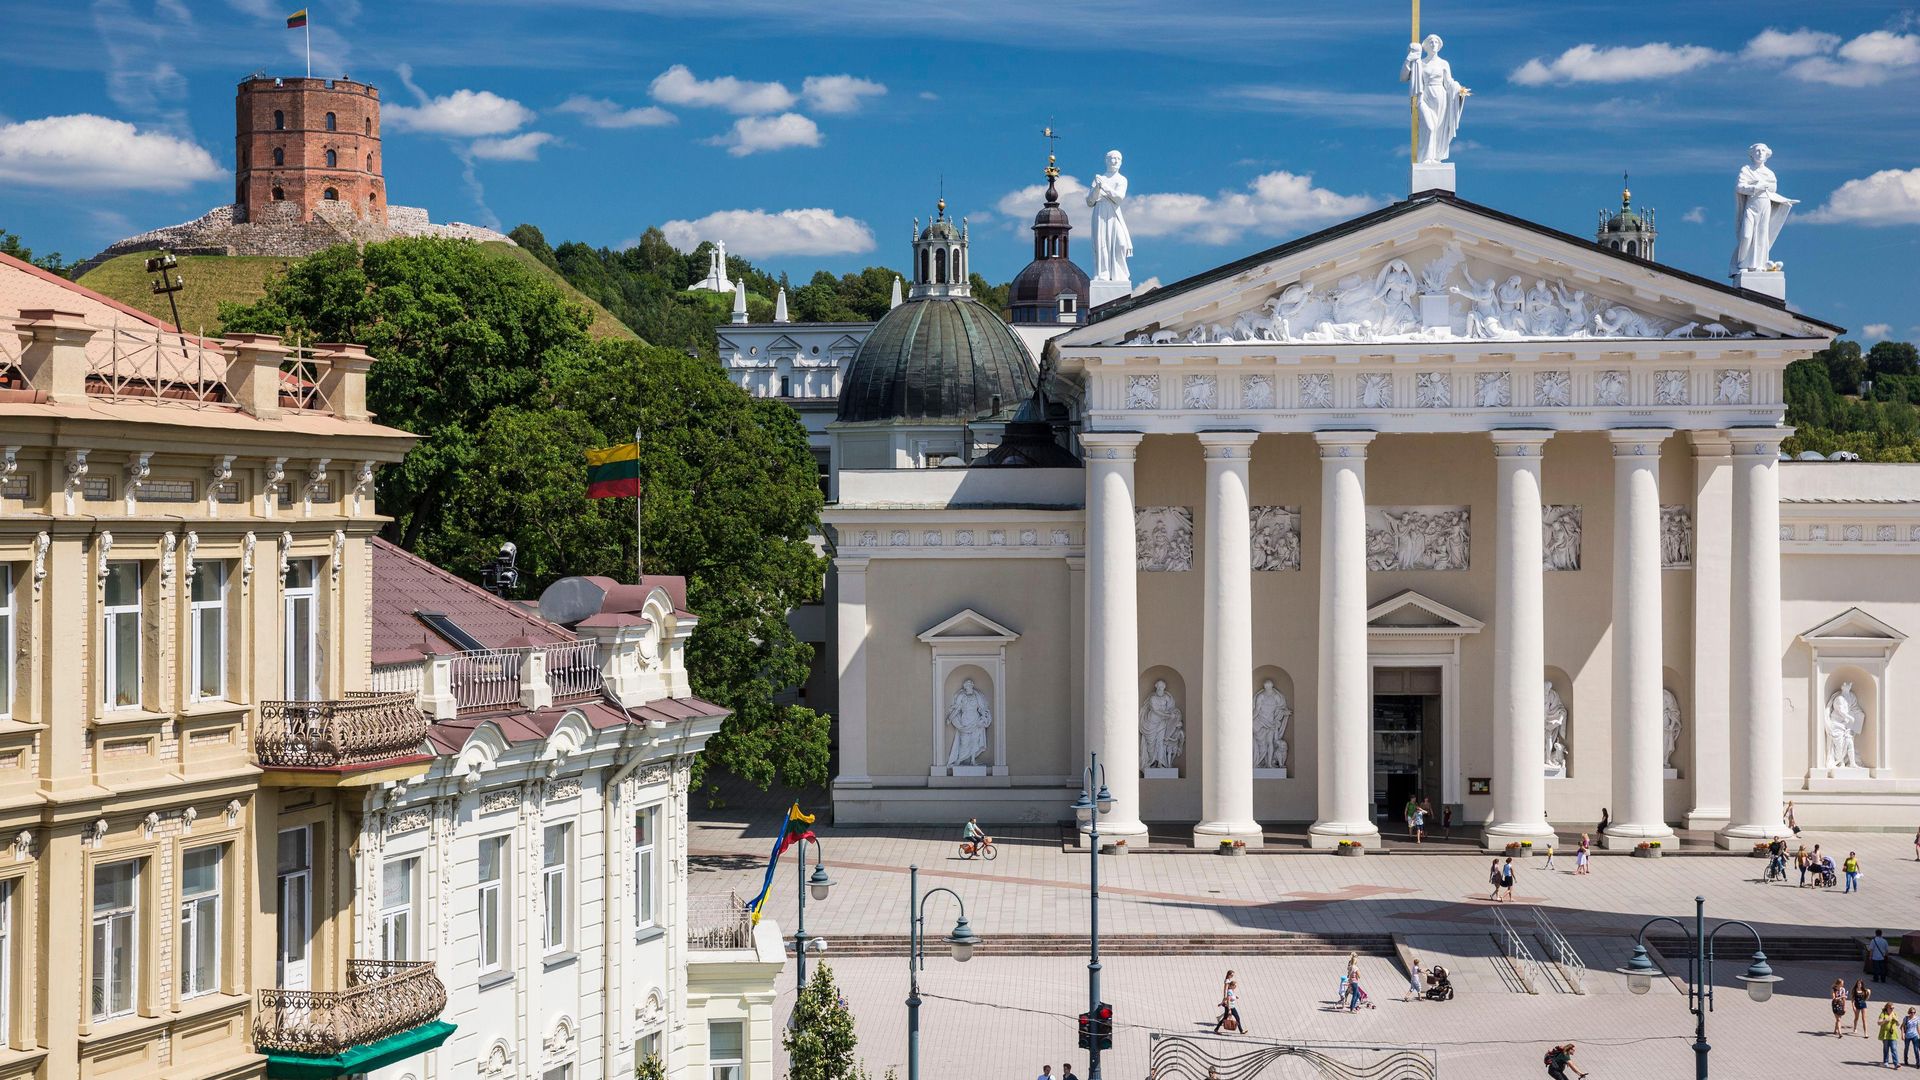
[233,74,387,225]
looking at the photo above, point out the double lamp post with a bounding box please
[1619,895,1780,1080]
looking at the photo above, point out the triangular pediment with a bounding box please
[1801,606,1906,643]
[917,608,1020,644]
[1061,194,1837,349]
[1367,590,1483,635]
[828,334,865,352]
[765,334,804,353]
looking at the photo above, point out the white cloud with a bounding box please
[1126,172,1379,244]
[659,208,874,258]
[650,65,795,114]
[1803,167,1920,225]
[1511,43,1723,85]
[553,95,676,129]
[1864,323,1893,339]
[1788,30,1920,86]
[1682,206,1707,224]
[707,113,820,156]
[1743,27,1840,60]
[469,131,556,161]
[0,114,220,190]
[801,75,887,114]
[996,174,1087,219]
[385,88,535,137]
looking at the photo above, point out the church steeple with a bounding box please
[1008,125,1089,325]
[1596,170,1657,261]
[909,193,970,299]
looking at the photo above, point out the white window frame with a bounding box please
[284,559,319,701]
[178,845,223,999]
[542,1066,573,1080]
[709,1020,744,1080]
[380,856,419,961]
[477,835,508,975]
[102,562,143,711]
[541,823,571,955]
[91,859,141,1022]
[0,565,13,719]
[634,805,659,931]
[189,562,228,702]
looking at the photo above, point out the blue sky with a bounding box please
[2,1,1916,338]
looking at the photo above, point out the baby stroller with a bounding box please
[1812,856,1838,888]
[1423,965,1454,1001]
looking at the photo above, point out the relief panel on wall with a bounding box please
[1365,506,1469,571]
[1136,507,1195,572]
[1250,506,1301,571]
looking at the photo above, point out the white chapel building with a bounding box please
[821,173,1920,849]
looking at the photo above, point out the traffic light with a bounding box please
[1077,1002,1114,1051]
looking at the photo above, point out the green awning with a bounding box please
[263,1020,455,1080]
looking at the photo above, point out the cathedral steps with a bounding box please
[810,932,1399,958]
[1648,934,1864,963]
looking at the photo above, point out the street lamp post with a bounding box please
[1618,895,1781,1080]
[905,864,982,1080]
[1072,753,1116,1080]
[791,836,834,992]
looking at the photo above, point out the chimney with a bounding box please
[314,342,374,421]
[223,333,289,419]
[13,310,96,402]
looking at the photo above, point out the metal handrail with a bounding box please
[1489,905,1542,995]
[256,692,427,768]
[254,959,446,1056]
[1531,906,1586,992]
[449,648,524,710]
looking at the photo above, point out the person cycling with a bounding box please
[963,818,987,854]
[1767,836,1788,881]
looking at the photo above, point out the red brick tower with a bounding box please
[234,75,386,225]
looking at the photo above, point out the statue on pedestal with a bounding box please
[1543,680,1568,771]
[1824,682,1866,769]
[1139,679,1185,770]
[1731,143,1797,275]
[945,677,993,767]
[1661,689,1683,770]
[1401,34,1470,164]
[1252,679,1291,770]
[1086,150,1133,284]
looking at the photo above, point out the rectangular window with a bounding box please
[634,806,658,929]
[103,562,142,710]
[91,859,140,1021]
[284,559,318,701]
[276,827,312,990]
[380,857,417,961]
[179,846,223,998]
[477,836,507,973]
[0,566,13,718]
[542,1067,573,1080]
[189,563,228,702]
[709,1020,744,1080]
[639,1031,662,1068]
[542,823,570,954]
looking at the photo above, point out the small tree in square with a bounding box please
[635,1051,667,1080]
[784,964,893,1080]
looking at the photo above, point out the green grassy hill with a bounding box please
[76,242,636,342]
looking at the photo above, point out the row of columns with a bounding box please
[1080,427,1786,849]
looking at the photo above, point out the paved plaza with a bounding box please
[692,790,1920,1077]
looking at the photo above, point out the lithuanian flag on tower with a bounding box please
[585,442,641,499]
[286,8,307,28]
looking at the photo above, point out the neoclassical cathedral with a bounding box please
[739,131,1911,848]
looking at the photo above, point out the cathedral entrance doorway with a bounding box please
[1371,666,1443,827]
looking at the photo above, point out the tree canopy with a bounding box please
[1785,338,1920,461]
[219,237,831,791]
[0,227,73,277]
[784,965,893,1080]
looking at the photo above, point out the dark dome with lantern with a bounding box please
[1008,142,1089,326]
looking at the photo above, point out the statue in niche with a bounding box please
[1139,679,1185,770]
[1543,505,1582,571]
[1543,680,1568,771]
[1086,150,1133,284]
[1731,143,1796,275]
[1662,689,1683,770]
[1401,34,1470,164]
[1252,679,1291,770]
[945,677,993,767]
[1824,682,1866,769]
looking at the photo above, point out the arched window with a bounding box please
[273,147,284,166]
[920,249,930,283]
[1626,240,1638,257]
[272,186,285,201]
[364,117,372,135]
[325,112,336,131]
[324,149,337,168]
[934,248,947,284]
[323,187,339,201]
[365,153,373,171]
[273,110,285,131]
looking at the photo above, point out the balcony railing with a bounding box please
[449,643,604,711]
[254,959,447,1057]
[546,640,601,701]
[256,692,428,769]
[688,893,754,950]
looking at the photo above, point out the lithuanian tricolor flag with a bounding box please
[286,8,308,28]
[585,442,641,499]
[746,803,816,925]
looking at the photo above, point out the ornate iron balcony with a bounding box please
[254,959,447,1057]
[256,692,428,769]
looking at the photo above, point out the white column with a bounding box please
[832,556,872,788]
[1687,433,1734,831]
[1485,431,1557,847]
[1309,431,1379,848]
[1195,432,1261,847]
[1720,428,1788,846]
[1082,432,1148,839]
[1605,429,1675,847]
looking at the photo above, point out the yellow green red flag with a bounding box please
[585,442,641,499]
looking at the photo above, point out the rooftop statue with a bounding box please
[1086,149,1133,284]
[1731,143,1796,275]
[1401,34,1470,165]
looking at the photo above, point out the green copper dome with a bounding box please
[836,296,1034,424]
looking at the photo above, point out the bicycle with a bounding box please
[959,836,997,861]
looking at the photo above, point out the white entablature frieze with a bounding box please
[829,516,1085,558]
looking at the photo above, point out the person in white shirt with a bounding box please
[1035,1066,1052,1080]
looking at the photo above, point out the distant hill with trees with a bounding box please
[1786,338,1920,460]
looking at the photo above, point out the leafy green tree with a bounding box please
[1867,340,1920,381]
[1815,339,1866,395]
[784,965,894,1080]
[969,273,1011,320]
[1784,358,1839,431]
[635,1049,667,1080]
[0,228,72,276]
[508,223,559,271]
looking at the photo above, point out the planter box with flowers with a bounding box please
[1750,842,1771,858]
[1632,841,1664,859]
[1503,842,1524,855]
[1217,839,1248,856]
[1100,839,1128,856]
[1335,840,1365,857]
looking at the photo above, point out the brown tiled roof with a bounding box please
[371,537,575,654]
[423,698,730,755]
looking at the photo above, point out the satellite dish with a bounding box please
[538,576,607,626]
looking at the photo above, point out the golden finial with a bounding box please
[937,196,946,216]
[1043,123,1060,180]
[1622,171,1631,210]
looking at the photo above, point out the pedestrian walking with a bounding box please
[1912,824,1919,862]
[1784,799,1800,837]
[1854,979,1874,1036]
[1879,1003,1901,1067]
[1872,930,1892,983]
[1414,800,1428,844]
[1834,979,1851,1037]
[1903,1006,1920,1067]
[1405,957,1423,1001]
[1442,804,1454,839]
[1403,795,1419,840]
[1347,974,1374,1011]
[1796,844,1811,887]
[1212,969,1244,1035]
[1036,1066,1052,1080]
[1544,1043,1588,1080]
[1501,856,1517,902]
[1845,850,1863,892]
[1487,858,1504,900]
[1575,835,1591,876]
[1062,1063,1079,1080]
[1542,844,1556,871]
[1598,807,1610,836]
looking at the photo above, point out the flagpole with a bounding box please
[305,14,312,78]
[634,424,643,581]
[1410,0,1420,165]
